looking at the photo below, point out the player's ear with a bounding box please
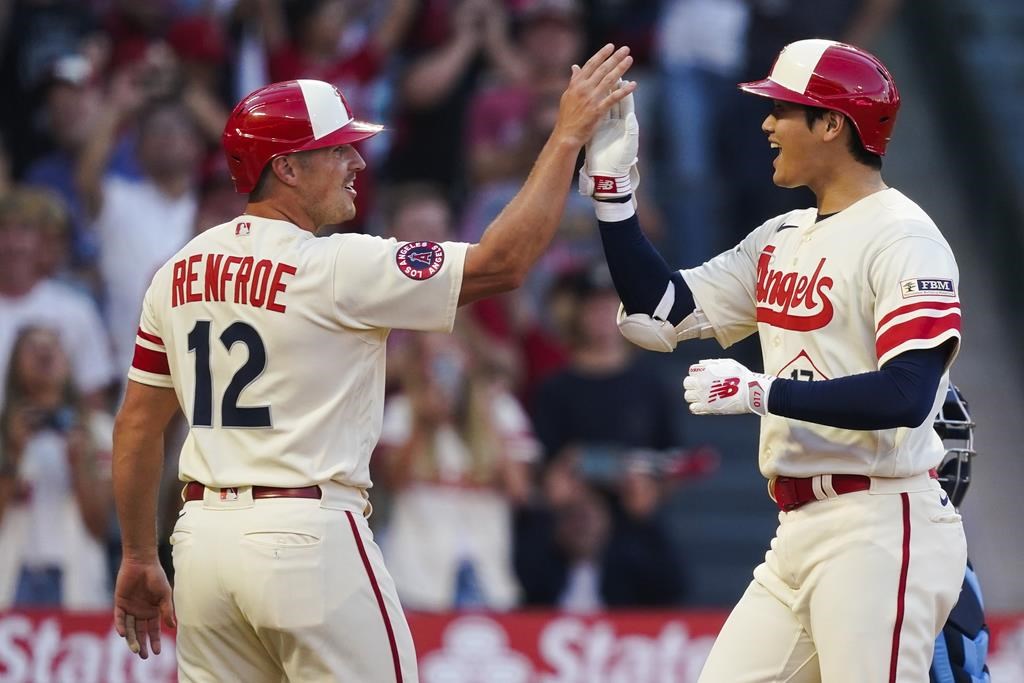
[270,154,302,188]
[823,111,845,142]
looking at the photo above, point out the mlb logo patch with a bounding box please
[900,278,956,298]
[235,222,251,236]
[396,241,445,280]
[219,487,239,501]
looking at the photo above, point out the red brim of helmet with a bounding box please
[305,119,385,149]
[737,78,821,109]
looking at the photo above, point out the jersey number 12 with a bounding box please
[187,320,271,428]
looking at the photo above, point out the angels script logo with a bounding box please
[756,245,834,331]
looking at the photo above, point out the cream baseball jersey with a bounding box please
[681,189,961,478]
[127,215,468,488]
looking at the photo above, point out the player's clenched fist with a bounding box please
[552,44,636,149]
[683,359,776,416]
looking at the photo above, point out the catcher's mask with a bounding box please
[933,384,975,507]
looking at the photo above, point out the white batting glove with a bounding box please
[578,85,640,201]
[683,359,776,416]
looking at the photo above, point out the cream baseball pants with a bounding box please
[171,483,418,683]
[698,473,967,683]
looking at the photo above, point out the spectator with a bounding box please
[0,325,114,609]
[192,155,247,237]
[23,54,137,275]
[380,182,526,390]
[102,0,176,74]
[262,0,415,87]
[76,70,202,377]
[461,76,599,312]
[465,0,585,188]
[376,329,538,610]
[166,15,233,145]
[12,186,74,285]
[382,181,459,245]
[255,0,417,230]
[385,0,529,191]
[0,188,115,408]
[521,262,689,605]
[0,0,107,175]
[530,263,683,470]
[457,5,599,387]
[654,0,750,264]
[515,477,685,609]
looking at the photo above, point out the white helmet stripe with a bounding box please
[297,79,352,140]
[768,39,836,95]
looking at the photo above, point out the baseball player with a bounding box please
[579,40,967,681]
[110,44,635,682]
[931,385,990,683]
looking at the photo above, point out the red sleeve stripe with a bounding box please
[136,327,164,346]
[876,301,960,332]
[131,344,170,375]
[875,313,961,360]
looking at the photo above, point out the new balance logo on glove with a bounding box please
[708,377,741,401]
[684,359,777,416]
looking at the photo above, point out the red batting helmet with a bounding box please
[222,79,383,193]
[738,39,900,155]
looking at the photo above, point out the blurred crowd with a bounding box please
[0,0,898,612]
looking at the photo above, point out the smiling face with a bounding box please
[291,144,366,226]
[761,100,834,189]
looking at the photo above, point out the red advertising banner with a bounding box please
[0,610,1022,682]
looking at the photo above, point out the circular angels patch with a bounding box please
[396,241,445,280]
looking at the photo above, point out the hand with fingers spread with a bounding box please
[683,358,777,416]
[552,44,636,150]
[579,83,640,201]
[114,557,176,659]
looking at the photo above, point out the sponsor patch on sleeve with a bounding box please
[899,278,956,298]
[396,241,445,280]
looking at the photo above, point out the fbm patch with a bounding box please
[396,241,445,280]
[900,277,956,298]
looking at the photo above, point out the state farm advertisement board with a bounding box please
[1,610,1022,682]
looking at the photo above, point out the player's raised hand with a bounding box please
[684,359,776,416]
[114,557,176,659]
[552,44,636,149]
[579,83,640,200]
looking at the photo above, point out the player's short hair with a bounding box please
[248,164,275,201]
[803,106,883,170]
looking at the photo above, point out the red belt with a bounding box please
[770,469,939,512]
[184,481,322,502]
[769,474,870,512]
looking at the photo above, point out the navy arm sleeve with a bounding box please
[767,343,952,430]
[598,214,694,325]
